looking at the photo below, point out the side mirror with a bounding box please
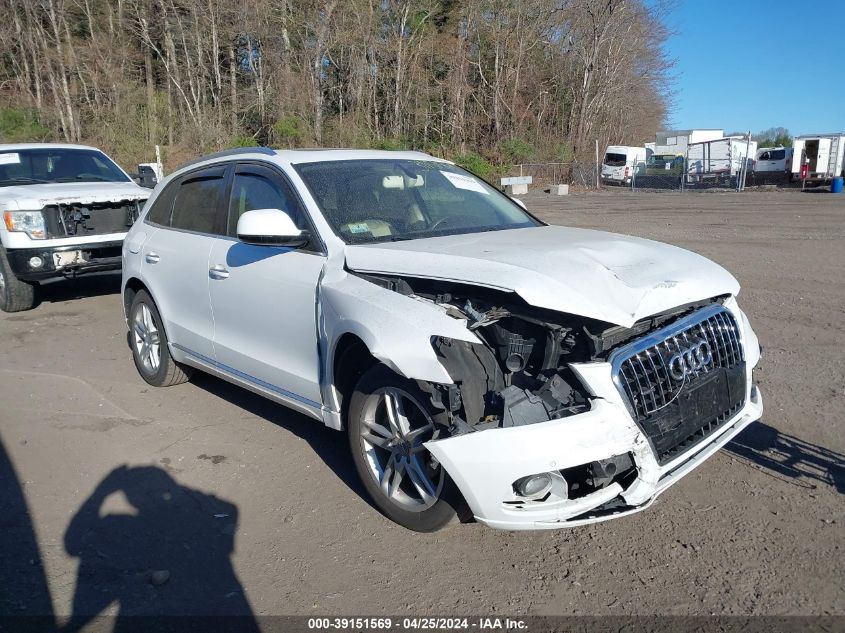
[236,209,309,248]
[511,197,527,210]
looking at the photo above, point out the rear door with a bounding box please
[816,139,832,176]
[141,164,230,361]
[208,162,326,409]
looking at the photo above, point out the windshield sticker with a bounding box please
[347,222,370,234]
[440,171,489,195]
[0,153,21,165]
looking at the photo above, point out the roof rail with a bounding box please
[177,146,276,171]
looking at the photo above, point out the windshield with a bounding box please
[603,152,627,166]
[648,154,680,165]
[294,159,540,244]
[0,148,131,187]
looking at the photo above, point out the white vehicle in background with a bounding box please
[686,137,757,184]
[601,146,646,185]
[122,147,763,532]
[791,134,845,184]
[755,147,794,175]
[0,144,150,312]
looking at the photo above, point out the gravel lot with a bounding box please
[1,190,843,621]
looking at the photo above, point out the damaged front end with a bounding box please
[349,272,763,529]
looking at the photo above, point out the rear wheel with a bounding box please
[0,246,37,313]
[347,364,461,531]
[129,290,192,387]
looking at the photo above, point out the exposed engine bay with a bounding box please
[353,271,722,437]
[42,200,143,238]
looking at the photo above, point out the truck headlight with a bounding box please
[4,210,46,239]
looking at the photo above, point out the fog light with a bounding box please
[514,473,553,499]
[28,256,44,269]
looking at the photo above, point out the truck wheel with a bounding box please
[347,364,463,531]
[0,247,37,313]
[128,290,193,387]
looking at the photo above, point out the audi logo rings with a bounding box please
[668,340,713,381]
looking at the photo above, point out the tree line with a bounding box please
[0,0,673,176]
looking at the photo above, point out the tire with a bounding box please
[128,289,192,387]
[0,246,37,313]
[347,364,463,531]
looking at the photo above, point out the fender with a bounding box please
[318,269,481,426]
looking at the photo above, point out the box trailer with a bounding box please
[652,129,723,156]
[686,137,757,183]
[791,134,845,184]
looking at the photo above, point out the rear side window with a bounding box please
[770,149,786,160]
[170,166,228,235]
[145,181,178,226]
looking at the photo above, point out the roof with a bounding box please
[174,147,448,173]
[0,142,102,152]
[793,133,845,139]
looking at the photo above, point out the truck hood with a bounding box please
[1,182,149,209]
[344,225,739,328]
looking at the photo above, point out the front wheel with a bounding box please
[0,246,37,312]
[347,364,462,531]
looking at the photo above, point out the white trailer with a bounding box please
[790,134,845,183]
[686,137,757,182]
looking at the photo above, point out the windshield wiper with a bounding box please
[55,175,112,182]
[0,177,49,185]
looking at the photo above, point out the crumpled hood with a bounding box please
[2,182,149,209]
[344,225,739,328]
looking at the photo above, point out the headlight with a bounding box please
[4,210,46,239]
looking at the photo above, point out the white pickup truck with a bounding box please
[0,143,150,312]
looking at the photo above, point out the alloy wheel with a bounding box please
[359,386,444,511]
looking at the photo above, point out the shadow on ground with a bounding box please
[726,421,845,493]
[190,373,368,505]
[36,272,122,306]
[60,464,260,632]
[0,434,55,622]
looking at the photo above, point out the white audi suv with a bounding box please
[122,147,763,531]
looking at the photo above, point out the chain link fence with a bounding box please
[509,155,796,193]
[511,162,598,189]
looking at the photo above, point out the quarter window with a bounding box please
[145,181,178,226]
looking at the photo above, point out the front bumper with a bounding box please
[424,302,764,531]
[426,382,762,531]
[5,241,123,281]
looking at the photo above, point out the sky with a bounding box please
[664,0,844,135]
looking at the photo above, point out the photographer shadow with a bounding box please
[62,465,260,632]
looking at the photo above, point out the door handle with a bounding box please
[145,252,160,264]
[209,265,230,280]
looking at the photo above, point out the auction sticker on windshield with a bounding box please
[440,170,489,194]
[0,153,21,165]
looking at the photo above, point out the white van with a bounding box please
[755,147,793,174]
[601,146,647,185]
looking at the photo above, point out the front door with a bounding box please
[208,162,326,409]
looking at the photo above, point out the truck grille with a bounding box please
[610,304,747,464]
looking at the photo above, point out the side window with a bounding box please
[145,179,179,226]
[170,166,228,235]
[227,165,307,236]
[758,151,771,161]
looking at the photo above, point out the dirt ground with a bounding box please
[1,190,843,622]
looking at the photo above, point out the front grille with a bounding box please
[610,304,746,464]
